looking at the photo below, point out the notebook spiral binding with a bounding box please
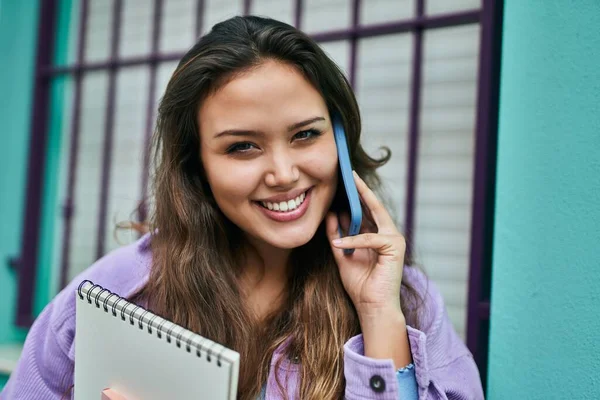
[77,279,225,367]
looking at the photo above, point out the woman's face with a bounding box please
[198,60,339,250]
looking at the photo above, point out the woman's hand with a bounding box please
[327,171,412,367]
[326,171,406,318]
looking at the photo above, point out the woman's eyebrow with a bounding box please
[213,116,326,139]
[287,116,325,131]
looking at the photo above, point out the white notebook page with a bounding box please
[74,281,240,400]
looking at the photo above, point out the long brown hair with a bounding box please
[131,15,423,400]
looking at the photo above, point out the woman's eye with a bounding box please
[226,142,256,154]
[293,129,322,141]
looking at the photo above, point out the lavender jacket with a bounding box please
[1,234,483,399]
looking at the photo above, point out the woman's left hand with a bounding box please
[326,171,406,317]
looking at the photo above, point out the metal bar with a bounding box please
[294,0,302,29]
[95,0,123,259]
[195,0,205,38]
[403,0,425,262]
[478,301,490,319]
[138,0,164,225]
[348,0,361,87]
[59,0,90,290]
[41,9,481,77]
[41,52,184,76]
[15,0,59,327]
[243,0,251,16]
[466,0,503,392]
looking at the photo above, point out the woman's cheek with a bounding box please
[305,143,338,179]
[207,159,258,199]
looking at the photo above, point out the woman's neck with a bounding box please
[240,237,292,321]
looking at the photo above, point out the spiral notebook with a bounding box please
[74,280,240,400]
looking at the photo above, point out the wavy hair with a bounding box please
[131,15,423,400]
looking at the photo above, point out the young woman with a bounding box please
[2,16,483,400]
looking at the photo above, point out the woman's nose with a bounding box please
[264,151,300,188]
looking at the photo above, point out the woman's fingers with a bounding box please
[353,171,397,234]
[332,232,405,259]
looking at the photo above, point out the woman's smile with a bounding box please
[254,187,313,222]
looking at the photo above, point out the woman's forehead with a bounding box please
[198,60,328,137]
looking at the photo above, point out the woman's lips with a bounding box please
[255,189,312,222]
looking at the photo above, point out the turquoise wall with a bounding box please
[488,1,600,399]
[0,0,72,388]
[0,0,40,342]
[0,0,41,387]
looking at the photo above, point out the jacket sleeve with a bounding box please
[0,297,76,400]
[343,334,418,400]
[342,267,484,400]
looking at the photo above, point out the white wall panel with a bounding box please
[252,0,295,26]
[202,0,243,35]
[361,0,414,25]
[84,1,113,62]
[302,0,352,34]
[356,34,412,223]
[103,66,151,253]
[119,0,153,58]
[160,0,197,52]
[426,0,481,16]
[68,72,109,281]
[320,41,351,78]
[414,24,480,339]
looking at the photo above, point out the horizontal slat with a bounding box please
[358,34,413,66]
[420,107,477,132]
[435,279,468,308]
[85,0,112,63]
[446,304,466,339]
[120,0,153,58]
[415,205,472,231]
[416,180,474,206]
[416,253,470,281]
[252,0,294,26]
[361,0,414,25]
[160,0,196,53]
[418,153,474,180]
[423,24,480,60]
[426,0,481,16]
[302,0,352,33]
[319,41,351,77]
[202,0,243,36]
[423,55,479,81]
[419,130,474,157]
[414,229,471,258]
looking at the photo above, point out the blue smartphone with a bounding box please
[332,113,362,255]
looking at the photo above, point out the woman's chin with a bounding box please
[268,237,312,250]
[260,229,317,250]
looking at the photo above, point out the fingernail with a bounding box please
[352,170,358,178]
[332,239,342,245]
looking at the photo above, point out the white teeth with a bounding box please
[261,191,308,213]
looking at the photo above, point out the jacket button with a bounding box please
[369,375,386,393]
